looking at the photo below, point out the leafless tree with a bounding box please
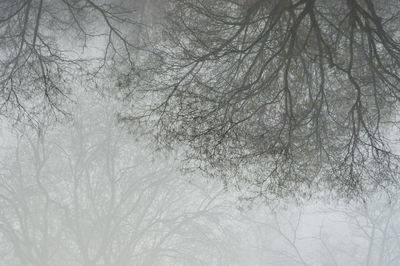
[121,0,400,199]
[0,95,242,266]
[0,0,143,122]
[233,197,400,265]
[331,195,400,266]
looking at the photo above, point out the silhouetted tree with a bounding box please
[0,0,140,121]
[121,0,400,199]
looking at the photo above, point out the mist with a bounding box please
[1,0,400,265]
[0,91,398,265]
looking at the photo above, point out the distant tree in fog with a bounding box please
[335,196,400,265]
[0,97,241,266]
[233,197,400,266]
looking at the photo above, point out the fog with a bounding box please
[0,90,398,266]
[1,0,400,265]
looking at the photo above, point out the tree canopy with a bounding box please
[0,0,139,120]
[2,0,400,200]
[119,0,400,199]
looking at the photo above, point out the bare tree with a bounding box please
[0,94,243,266]
[232,197,400,265]
[0,0,142,122]
[121,0,400,199]
[331,195,400,266]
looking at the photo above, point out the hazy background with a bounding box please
[1,0,400,265]
[0,89,399,265]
